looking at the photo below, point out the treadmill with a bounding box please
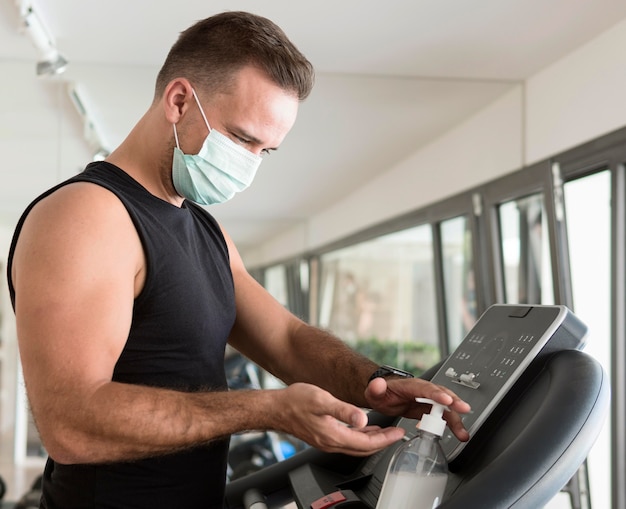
[225,304,604,509]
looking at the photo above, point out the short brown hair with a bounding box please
[154,11,315,101]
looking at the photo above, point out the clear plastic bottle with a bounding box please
[376,398,449,509]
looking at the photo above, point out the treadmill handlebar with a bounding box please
[243,488,268,509]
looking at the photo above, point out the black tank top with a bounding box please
[7,162,236,508]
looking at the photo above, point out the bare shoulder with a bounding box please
[13,181,145,296]
[21,181,135,241]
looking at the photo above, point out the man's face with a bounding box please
[193,66,300,158]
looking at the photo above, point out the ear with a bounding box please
[163,78,194,124]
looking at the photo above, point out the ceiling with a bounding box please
[1,0,626,252]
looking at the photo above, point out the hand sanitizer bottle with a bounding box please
[376,398,449,509]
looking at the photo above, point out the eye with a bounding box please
[234,135,251,146]
[231,131,275,156]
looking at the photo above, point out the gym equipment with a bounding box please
[225,304,609,509]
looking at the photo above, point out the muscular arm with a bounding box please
[12,184,403,465]
[13,183,240,463]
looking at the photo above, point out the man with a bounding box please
[7,11,470,508]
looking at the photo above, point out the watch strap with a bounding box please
[368,365,414,384]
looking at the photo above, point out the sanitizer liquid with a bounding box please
[377,472,448,509]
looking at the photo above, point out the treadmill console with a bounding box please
[431,304,587,460]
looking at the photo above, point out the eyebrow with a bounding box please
[231,126,279,152]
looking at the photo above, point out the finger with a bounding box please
[328,424,405,456]
[431,388,472,414]
[359,425,383,433]
[444,410,470,442]
[409,382,471,414]
[371,377,470,415]
[365,376,388,399]
[363,377,390,409]
[330,400,370,429]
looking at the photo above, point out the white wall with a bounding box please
[0,224,18,465]
[526,17,626,164]
[243,16,626,267]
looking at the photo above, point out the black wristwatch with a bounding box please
[368,365,415,384]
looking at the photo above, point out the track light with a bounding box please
[35,53,68,77]
[19,3,68,76]
[67,83,111,160]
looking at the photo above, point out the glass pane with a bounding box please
[283,260,310,322]
[440,216,476,350]
[563,170,611,509]
[498,194,553,305]
[299,260,309,294]
[318,225,439,376]
[264,265,288,307]
[263,261,309,321]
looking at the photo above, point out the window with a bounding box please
[564,170,612,509]
[318,225,439,375]
[264,265,288,307]
[440,215,476,350]
[498,193,554,305]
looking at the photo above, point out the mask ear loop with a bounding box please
[191,89,212,132]
[172,124,181,149]
[172,88,210,150]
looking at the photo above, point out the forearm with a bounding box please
[265,323,379,408]
[226,267,379,408]
[38,381,279,465]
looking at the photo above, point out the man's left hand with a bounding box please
[364,377,471,442]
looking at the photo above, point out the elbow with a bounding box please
[44,443,85,466]
[37,423,96,465]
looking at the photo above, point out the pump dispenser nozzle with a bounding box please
[416,398,449,437]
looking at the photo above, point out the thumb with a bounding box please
[365,376,388,402]
[333,400,369,429]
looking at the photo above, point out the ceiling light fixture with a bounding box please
[18,2,68,76]
[67,83,111,161]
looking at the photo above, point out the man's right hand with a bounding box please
[269,383,405,456]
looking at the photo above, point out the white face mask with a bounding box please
[172,89,262,205]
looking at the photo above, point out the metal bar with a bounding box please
[611,162,626,509]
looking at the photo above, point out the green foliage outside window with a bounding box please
[353,337,440,377]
